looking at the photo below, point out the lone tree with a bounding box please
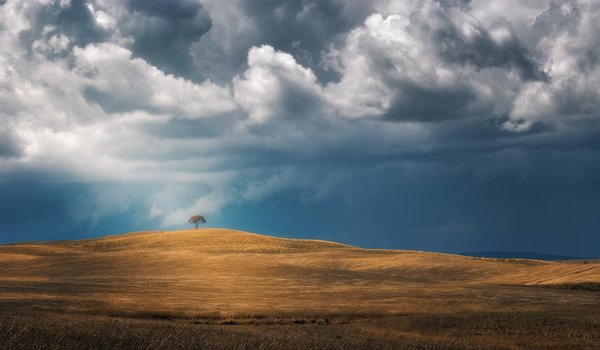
[188,215,207,229]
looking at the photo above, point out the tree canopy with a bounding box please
[188,215,206,228]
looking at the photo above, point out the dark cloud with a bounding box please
[19,0,107,57]
[577,48,600,72]
[434,24,547,81]
[0,179,160,243]
[223,147,600,257]
[261,78,325,122]
[82,86,146,114]
[382,80,478,122]
[437,0,471,9]
[242,1,348,59]
[0,128,22,158]
[445,119,555,147]
[208,0,373,83]
[125,0,212,78]
[53,0,106,44]
[533,1,581,36]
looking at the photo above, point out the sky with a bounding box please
[1,0,599,257]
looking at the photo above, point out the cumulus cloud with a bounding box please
[322,5,543,122]
[233,45,325,124]
[75,42,235,116]
[509,0,600,125]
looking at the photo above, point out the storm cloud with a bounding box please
[0,0,599,256]
[125,0,212,77]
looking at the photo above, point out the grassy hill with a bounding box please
[1,229,599,349]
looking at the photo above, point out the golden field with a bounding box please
[0,229,599,349]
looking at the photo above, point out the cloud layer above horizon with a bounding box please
[1,0,600,256]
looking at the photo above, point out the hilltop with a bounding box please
[69,228,354,252]
[1,229,599,349]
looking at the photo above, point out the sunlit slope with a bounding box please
[0,229,598,318]
[71,229,353,252]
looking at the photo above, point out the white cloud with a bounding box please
[233,45,325,123]
[509,0,600,126]
[162,190,228,227]
[86,3,117,31]
[322,8,518,121]
[74,43,236,118]
[32,32,70,56]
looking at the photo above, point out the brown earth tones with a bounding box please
[1,229,599,349]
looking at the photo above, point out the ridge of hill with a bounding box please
[64,228,355,253]
[461,251,588,261]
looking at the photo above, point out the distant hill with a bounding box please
[461,251,586,260]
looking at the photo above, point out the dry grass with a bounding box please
[1,229,599,349]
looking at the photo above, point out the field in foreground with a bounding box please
[1,229,599,349]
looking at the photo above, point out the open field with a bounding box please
[1,229,599,349]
